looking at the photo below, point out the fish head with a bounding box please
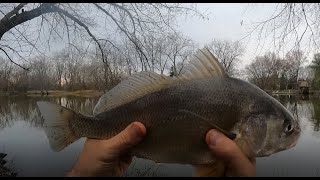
[242,94,301,157]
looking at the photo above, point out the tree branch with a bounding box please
[50,5,105,64]
[108,3,136,34]
[57,12,70,44]
[0,47,29,70]
[0,3,57,39]
[94,3,149,66]
[1,3,27,20]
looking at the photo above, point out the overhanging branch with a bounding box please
[94,3,149,65]
[1,3,27,20]
[0,47,29,70]
[0,3,57,39]
[50,5,106,64]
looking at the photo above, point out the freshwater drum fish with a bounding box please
[37,48,301,176]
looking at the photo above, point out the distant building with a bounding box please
[297,79,310,94]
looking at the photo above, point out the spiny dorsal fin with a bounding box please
[93,48,227,115]
[180,48,227,81]
[93,71,174,115]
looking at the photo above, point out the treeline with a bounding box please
[0,32,197,93]
[2,37,320,93]
[245,50,319,91]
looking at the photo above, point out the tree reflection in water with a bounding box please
[0,96,99,130]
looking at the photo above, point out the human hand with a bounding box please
[67,122,146,177]
[204,129,256,177]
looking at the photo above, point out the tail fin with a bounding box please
[37,101,80,152]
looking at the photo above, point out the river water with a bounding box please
[0,95,319,177]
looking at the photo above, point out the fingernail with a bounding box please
[130,122,145,139]
[208,130,222,146]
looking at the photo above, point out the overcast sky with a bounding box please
[1,3,316,72]
[176,3,314,70]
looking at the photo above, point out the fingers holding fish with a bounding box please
[67,122,147,177]
[103,121,147,156]
[205,129,256,177]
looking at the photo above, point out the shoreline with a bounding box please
[0,90,104,97]
[0,90,313,97]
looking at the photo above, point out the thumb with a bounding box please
[206,129,255,176]
[106,121,147,155]
[206,129,244,163]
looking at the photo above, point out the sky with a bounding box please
[175,3,315,70]
[176,3,273,69]
[1,3,317,73]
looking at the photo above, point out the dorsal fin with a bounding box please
[93,71,174,115]
[93,48,227,115]
[180,48,227,81]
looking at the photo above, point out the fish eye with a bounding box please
[284,122,293,133]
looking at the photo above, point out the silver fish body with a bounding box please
[67,76,299,164]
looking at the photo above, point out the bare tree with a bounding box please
[0,3,205,71]
[282,49,306,88]
[244,3,320,52]
[51,50,67,90]
[206,39,245,76]
[0,57,13,92]
[298,65,314,82]
[28,55,52,93]
[165,32,196,77]
[246,52,283,90]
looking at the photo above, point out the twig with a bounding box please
[50,5,105,64]
[0,47,29,70]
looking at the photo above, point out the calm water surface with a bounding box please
[0,95,320,176]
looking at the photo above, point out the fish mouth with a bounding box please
[295,124,301,133]
[289,132,300,149]
[258,138,300,157]
[289,140,298,149]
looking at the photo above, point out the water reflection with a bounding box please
[0,96,99,177]
[273,95,320,132]
[0,95,320,176]
[0,96,98,129]
[256,95,320,177]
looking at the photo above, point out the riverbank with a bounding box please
[271,90,299,95]
[27,90,104,97]
[0,90,104,97]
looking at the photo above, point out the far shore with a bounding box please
[271,90,300,95]
[0,90,104,97]
[1,89,319,97]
